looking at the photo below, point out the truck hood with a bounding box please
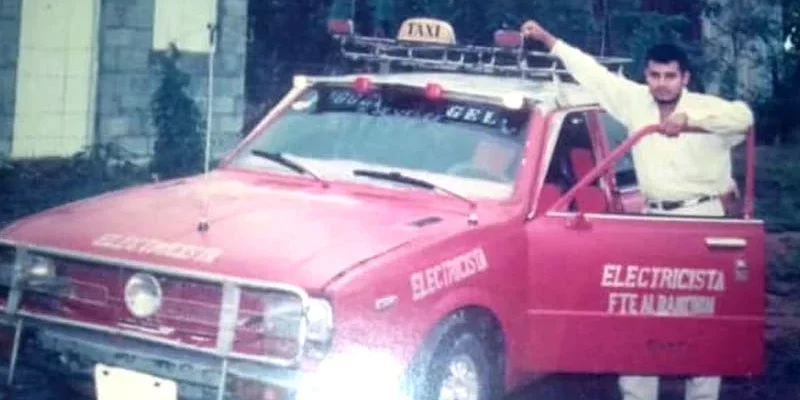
[0,171,459,290]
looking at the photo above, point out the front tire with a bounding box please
[428,331,493,400]
[410,315,502,400]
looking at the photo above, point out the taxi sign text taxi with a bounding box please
[396,18,456,45]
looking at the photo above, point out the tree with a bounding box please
[701,0,784,99]
[694,0,796,144]
[782,0,800,143]
[607,8,699,86]
[366,0,597,47]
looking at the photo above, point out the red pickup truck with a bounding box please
[0,17,764,400]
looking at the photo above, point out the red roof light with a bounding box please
[327,19,354,36]
[353,76,374,93]
[494,29,522,48]
[425,83,444,100]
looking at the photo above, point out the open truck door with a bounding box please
[524,123,764,377]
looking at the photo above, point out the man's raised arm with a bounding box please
[520,20,642,126]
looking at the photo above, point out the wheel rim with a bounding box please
[437,354,480,400]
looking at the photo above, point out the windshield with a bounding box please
[228,83,532,200]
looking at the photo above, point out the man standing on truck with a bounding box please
[520,19,753,400]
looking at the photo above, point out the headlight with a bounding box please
[262,293,333,343]
[124,273,163,318]
[305,298,333,342]
[25,254,56,278]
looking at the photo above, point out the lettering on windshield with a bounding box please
[410,248,489,301]
[600,263,726,317]
[322,89,521,136]
[445,104,500,126]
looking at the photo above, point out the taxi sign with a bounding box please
[396,18,456,45]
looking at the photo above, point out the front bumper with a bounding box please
[1,317,306,400]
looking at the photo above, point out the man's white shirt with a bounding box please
[550,40,754,202]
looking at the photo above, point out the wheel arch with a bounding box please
[406,304,507,399]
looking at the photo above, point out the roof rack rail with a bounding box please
[328,18,633,84]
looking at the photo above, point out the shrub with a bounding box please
[734,145,800,232]
[0,145,149,229]
[150,43,205,181]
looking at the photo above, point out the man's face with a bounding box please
[645,60,689,104]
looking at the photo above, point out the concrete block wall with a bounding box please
[177,0,248,160]
[96,0,247,163]
[96,0,156,161]
[0,0,21,158]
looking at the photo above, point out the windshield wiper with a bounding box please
[353,169,476,211]
[251,150,328,187]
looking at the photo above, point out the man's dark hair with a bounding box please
[645,43,690,73]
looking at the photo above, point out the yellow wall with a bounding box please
[153,0,218,53]
[11,0,99,159]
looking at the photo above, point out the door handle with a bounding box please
[705,237,747,249]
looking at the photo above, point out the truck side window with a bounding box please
[599,112,638,189]
[544,112,595,192]
[539,111,614,213]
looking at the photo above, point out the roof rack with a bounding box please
[327,18,633,84]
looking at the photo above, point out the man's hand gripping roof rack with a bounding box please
[327,17,632,83]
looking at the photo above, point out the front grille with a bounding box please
[0,242,309,367]
[12,256,224,347]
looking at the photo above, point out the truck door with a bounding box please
[523,110,765,377]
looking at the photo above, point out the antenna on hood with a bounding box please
[198,22,218,233]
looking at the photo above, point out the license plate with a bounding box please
[94,363,178,400]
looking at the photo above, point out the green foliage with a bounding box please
[752,73,800,146]
[0,146,149,229]
[388,0,598,47]
[701,0,785,98]
[737,145,800,233]
[755,156,800,232]
[789,0,800,50]
[778,0,800,145]
[739,0,800,145]
[150,44,205,180]
[608,10,700,84]
[245,0,338,109]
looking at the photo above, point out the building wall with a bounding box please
[96,0,247,163]
[0,0,21,158]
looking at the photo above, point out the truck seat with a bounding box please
[536,183,562,214]
[569,148,596,181]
